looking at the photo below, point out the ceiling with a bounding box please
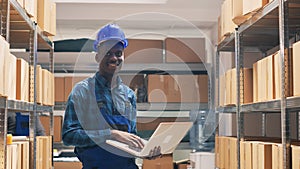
[54,0,223,42]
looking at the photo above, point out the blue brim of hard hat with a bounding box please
[93,38,128,51]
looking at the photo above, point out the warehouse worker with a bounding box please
[62,24,160,169]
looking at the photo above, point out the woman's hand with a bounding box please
[110,130,144,149]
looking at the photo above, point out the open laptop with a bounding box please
[106,122,193,157]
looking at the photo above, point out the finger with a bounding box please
[148,148,154,157]
[131,135,144,148]
[154,146,161,156]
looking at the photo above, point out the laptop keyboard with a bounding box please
[128,145,142,152]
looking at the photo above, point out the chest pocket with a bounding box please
[96,88,134,133]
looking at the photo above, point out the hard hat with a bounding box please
[93,24,128,51]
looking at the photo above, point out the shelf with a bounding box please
[121,63,209,74]
[217,105,236,113]
[9,0,53,50]
[217,96,300,113]
[0,97,52,112]
[137,102,208,111]
[55,102,208,112]
[218,0,300,52]
[137,111,190,118]
[43,63,210,74]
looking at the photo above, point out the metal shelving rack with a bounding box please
[215,0,300,169]
[0,0,54,169]
[52,60,211,114]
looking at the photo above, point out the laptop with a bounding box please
[106,122,193,157]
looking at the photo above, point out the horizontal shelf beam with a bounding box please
[217,97,300,113]
[55,102,208,111]
[0,97,52,112]
[137,103,208,111]
[43,63,210,74]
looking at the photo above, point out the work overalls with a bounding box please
[74,80,138,169]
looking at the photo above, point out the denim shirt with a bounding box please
[62,72,137,148]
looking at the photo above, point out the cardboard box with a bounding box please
[16,58,29,102]
[49,72,55,105]
[55,77,65,102]
[54,162,82,169]
[124,39,163,63]
[64,76,88,101]
[37,0,54,36]
[177,164,188,169]
[49,2,56,36]
[253,62,258,102]
[143,154,173,169]
[293,41,300,96]
[220,0,236,39]
[13,141,30,169]
[292,145,300,169]
[189,152,215,169]
[36,136,52,169]
[252,141,273,169]
[232,0,253,25]
[266,55,274,101]
[240,141,252,169]
[17,0,24,7]
[224,68,253,105]
[36,65,43,104]
[225,69,232,105]
[42,69,49,105]
[148,75,208,103]
[229,137,238,169]
[24,0,37,21]
[256,59,263,102]
[219,75,226,106]
[258,143,272,169]
[119,74,145,90]
[5,53,17,100]
[273,144,283,169]
[165,38,205,63]
[255,57,269,102]
[215,136,220,168]
[0,36,9,96]
[243,0,268,15]
[274,52,281,99]
[40,115,63,142]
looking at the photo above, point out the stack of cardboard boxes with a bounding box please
[6,139,30,169]
[219,68,253,106]
[148,74,208,103]
[36,136,52,169]
[0,36,55,105]
[13,0,56,39]
[40,115,63,143]
[219,0,274,43]
[220,39,300,106]
[215,136,300,169]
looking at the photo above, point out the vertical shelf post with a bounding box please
[49,47,54,169]
[0,100,8,169]
[214,50,220,137]
[279,0,290,169]
[29,23,38,169]
[235,28,244,169]
[0,0,9,40]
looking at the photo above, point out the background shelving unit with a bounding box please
[0,0,54,169]
[215,0,300,169]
